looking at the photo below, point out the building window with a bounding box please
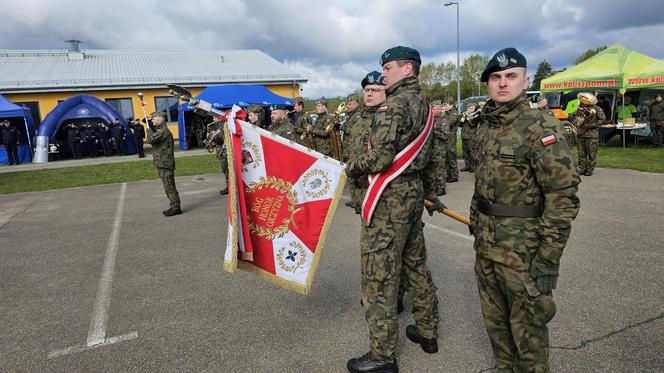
[15,101,41,126]
[106,98,135,122]
[154,96,179,123]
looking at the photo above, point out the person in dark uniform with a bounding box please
[97,121,112,156]
[82,121,98,157]
[129,119,146,158]
[65,122,82,159]
[111,119,126,156]
[1,120,20,165]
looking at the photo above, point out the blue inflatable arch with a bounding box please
[34,95,136,162]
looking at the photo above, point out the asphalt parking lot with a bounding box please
[1,167,663,372]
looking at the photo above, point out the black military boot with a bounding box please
[219,187,228,196]
[435,188,446,196]
[445,176,458,183]
[163,207,182,217]
[347,352,398,373]
[345,201,356,208]
[406,325,438,353]
[576,167,586,175]
[585,170,594,176]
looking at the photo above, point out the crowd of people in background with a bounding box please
[59,118,145,160]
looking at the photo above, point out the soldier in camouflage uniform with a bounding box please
[342,94,361,163]
[346,72,386,212]
[470,48,580,372]
[571,92,606,177]
[148,112,182,216]
[206,115,229,196]
[305,99,335,157]
[247,104,267,128]
[291,97,309,147]
[443,97,459,183]
[650,93,664,148]
[346,46,444,373]
[431,100,449,195]
[268,105,294,141]
[460,103,479,172]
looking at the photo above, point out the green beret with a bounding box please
[361,71,384,88]
[480,47,527,82]
[431,100,442,106]
[379,46,421,66]
[315,99,328,106]
[270,104,288,111]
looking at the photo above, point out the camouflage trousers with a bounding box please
[461,138,474,171]
[577,137,599,172]
[474,255,556,373]
[651,122,664,146]
[157,167,181,208]
[219,153,229,177]
[446,139,459,179]
[360,181,439,362]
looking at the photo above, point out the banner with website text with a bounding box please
[223,114,346,295]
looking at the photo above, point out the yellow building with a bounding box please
[0,41,306,139]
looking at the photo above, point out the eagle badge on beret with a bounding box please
[498,53,508,68]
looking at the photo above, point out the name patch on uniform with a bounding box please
[378,106,389,113]
[541,134,557,146]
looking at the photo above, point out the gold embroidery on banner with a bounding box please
[277,242,307,273]
[246,176,301,240]
[301,169,332,199]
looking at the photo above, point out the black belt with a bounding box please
[478,200,542,218]
[393,172,419,183]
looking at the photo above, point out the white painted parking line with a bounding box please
[425,221,474,241]
[47,332,138,359]
[87,182,128,346]
[48,183,137,359]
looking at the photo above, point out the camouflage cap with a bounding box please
[247,104,264,114]
[480,47,527,82]
[431,100,442,106]
[294,96,305,104]
[443,97,455,105]
[152,111,167,119]
[346,94,359,103]
[315,99,328,106]
[379,46,421,66]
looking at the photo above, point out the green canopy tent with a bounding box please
[541,44,664,146]
[540,44,664,92]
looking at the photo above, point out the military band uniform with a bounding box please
[471,49,580,372]
[292,110,309,147]
[342,105,361,162]
[460,112,478,172]
[347,105,376,211]
[309,113,335,157]
[649,96,664,147]
[347,74,440,365]
[572,103,605,176]
[148,119,181,214]
[445,110,459,181]
[431,110,449,194]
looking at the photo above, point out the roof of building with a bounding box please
[0,48,306,93]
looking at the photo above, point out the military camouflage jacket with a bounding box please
[310,113,334,156]
[347,76,435,197]
[459,112,479,140]
[574,104,606,139]
[470,93,580,270]
[431,112,450,163]
[346,105,378,188]
[206,121,226,160]
[148,124,176,169]
[442,111,459,150]
[649,100,664,121]
[342,107,361,154]
[268,118,294,141]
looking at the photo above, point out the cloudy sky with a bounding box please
[1,0,663,97]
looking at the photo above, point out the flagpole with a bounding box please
[424,199,471,225]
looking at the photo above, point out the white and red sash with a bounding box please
[361,107,434,224]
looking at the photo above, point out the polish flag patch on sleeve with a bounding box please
[541,134,557,146]
[378,106,389,113]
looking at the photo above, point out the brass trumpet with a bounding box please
[300,110,318,150]
[328,102,346,161]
